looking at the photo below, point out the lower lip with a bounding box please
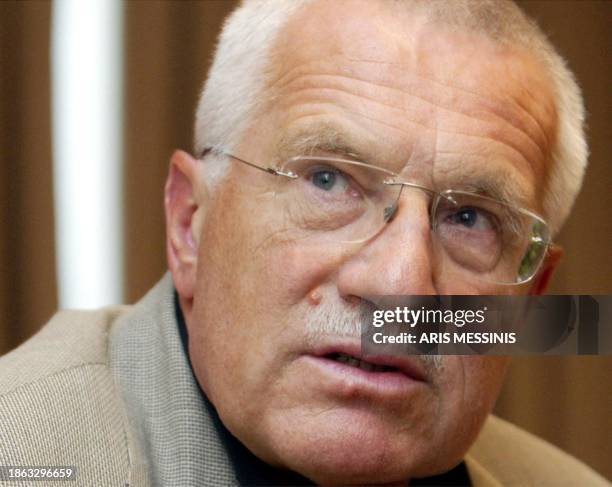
[301,355,427,399]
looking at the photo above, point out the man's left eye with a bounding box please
[447,207,494,231]
[453,208,478,227]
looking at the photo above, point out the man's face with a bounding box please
[172,1,557,484]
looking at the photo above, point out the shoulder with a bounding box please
[465,415,609,486]
[0,306,143,485]
[0,307,127,392]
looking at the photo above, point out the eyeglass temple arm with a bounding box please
[199,147,298,179]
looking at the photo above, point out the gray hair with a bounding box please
[194,0,587,236]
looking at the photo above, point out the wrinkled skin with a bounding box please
[166,1,559,484]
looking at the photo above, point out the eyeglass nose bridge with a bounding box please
[382,179,447,227]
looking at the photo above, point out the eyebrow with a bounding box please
[276,123,535,210]
[276,123,375,166]
[433,166,533,209]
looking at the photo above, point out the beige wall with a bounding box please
[1,0,610,480]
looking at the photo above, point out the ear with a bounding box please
[164,150,209,302]
[529,244,563,295]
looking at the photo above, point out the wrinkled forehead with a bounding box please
[262,0,557,209]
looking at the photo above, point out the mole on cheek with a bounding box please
[307,289,322,305]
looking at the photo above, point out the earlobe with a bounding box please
[530,244,563,295]
[164,150,208,301]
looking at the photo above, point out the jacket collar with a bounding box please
[109,273,236,486]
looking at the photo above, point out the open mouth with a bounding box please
[311,342,428,384]
[325,352,398,373]
[304,344,428,397]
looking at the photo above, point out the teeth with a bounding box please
[336,353,350,364]
[333,353,391,372]
[360,361,375,372]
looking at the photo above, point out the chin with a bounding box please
[284,447,407,485]
[256,412,457,485]
[289,441,464,486]
[284,443,438,486]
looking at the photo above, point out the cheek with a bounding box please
[432,357,509,432]
[447,357,509,416]
[198,183,348,306]
[187,191,352,419]
[419,356,509,468]
[262,241,353,306]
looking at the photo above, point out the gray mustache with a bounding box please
[303,303,444,373]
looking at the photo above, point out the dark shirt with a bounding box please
[174,293,472,486]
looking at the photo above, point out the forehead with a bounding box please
[256,0,556,209]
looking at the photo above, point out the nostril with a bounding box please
[342,294,362,307]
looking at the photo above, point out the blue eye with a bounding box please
[310,168,338,191]
[444,206,498,234]
[452,208,478,227]
[311,169,338,191]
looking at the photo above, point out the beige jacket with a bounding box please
[0,275,608,486]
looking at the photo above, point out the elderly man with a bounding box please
[0,0,608,485]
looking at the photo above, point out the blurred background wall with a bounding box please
[0,0,610,480]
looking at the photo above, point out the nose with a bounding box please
[336,190,437,300]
